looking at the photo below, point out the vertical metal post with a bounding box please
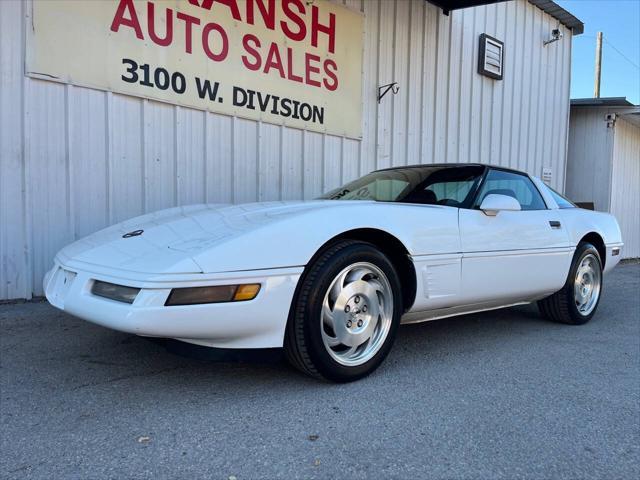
[594,31,603,98]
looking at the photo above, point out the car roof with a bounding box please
[374,163,530,176]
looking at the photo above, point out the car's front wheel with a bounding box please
[284,240,403,382]
[538,242,603,325]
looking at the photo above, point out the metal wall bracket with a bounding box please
[378,82,399,104]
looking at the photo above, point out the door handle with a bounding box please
[549,220,561,229]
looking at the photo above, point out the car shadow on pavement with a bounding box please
[77,303,552,387]
[0,299,557,395]
[152,302,549,367]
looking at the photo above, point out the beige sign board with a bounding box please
[26,0,364,138]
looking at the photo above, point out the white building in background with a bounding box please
[0,0,583,300]
[566,98,640,259]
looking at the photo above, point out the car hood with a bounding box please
[57,201,352,274]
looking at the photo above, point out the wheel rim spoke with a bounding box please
[573,253,601,315]
[342,344,359,357]
[345,267,370,283]
[328,269,348,307]
[367,278,385,293]
[320,261,394,367]
[322,297,335,328]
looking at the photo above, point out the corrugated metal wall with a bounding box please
[565,107,615,211]
[0,0,573,300]
[566,108,640,259]
[610,118,640,259]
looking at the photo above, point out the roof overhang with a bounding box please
[571,98,640,128]
[527,1,584,35]
[427,0,584,35]
[571,97,636,107]
[427,0,508,15]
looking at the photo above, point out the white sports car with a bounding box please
[45,164,623,381]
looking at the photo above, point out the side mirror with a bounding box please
[479,194,521,216]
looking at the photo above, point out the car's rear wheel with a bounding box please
[538,242,603,325]
[284,240,403,382]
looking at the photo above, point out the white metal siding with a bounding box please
[567,108,640,259]
[0,0,573,300]
[565,107,615,210]
[610,119,640,259]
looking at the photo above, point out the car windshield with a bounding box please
[319,166,485,208]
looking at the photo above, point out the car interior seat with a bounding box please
[403,189,438,205]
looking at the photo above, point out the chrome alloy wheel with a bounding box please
[320,262,394,367]
[574,253,601,316]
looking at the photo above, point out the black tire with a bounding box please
[537,242,603,325]
[284,240,403,382]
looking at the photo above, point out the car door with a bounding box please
[402,165,485,312]
[458,168,573,306]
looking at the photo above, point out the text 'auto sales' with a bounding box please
[110,0,339,92]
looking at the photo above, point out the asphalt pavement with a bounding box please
[1,263,638,479]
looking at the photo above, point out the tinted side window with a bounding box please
[476,169,547,211]
[401,166,484,208]
[426,181,477,206]
[547,186,576,209]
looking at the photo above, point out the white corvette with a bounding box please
[45,164,623,381]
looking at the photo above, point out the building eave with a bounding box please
[571,97,636,107]
[527,0,584,35]
[427,0,584,35]
[571,98,640,128]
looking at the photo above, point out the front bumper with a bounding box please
[43,261,302,349]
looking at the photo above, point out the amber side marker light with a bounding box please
[165,284,261,306]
